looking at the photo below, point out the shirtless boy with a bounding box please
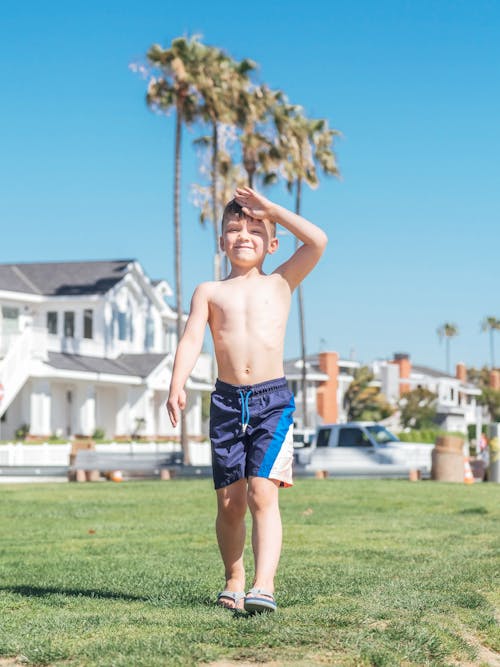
[166,187,327,612]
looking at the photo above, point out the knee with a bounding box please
[218,493,247,523]
[247,485,273,515]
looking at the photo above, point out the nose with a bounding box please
[237,223,250,240]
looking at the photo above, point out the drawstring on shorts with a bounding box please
[238,389,253,433]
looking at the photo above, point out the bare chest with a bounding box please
[209,279,291,331]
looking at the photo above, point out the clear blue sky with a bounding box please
[2,0,499,371]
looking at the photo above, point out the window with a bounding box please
[366,425,399,444]
[118,312,127,341]
[1,306,19,334]
[47,311,58,335]
[316,428,331,448]
[145,315,155,349]
[83,309,93,339]
[338,428,370,448]
[64,311,75,338]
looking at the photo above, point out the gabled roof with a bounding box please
[0,260,135,296]
[47,352,166,378]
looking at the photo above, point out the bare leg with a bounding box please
[247,476,282,596]
[215,478,247,608]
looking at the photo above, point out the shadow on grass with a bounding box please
[0,585,151,602]
[0,585,226,609]
[1,585,273,619]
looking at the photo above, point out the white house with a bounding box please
[285,350,483,434]
[0,259,212,441]
[373,354,483,433]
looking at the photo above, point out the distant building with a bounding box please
[372,353,483,433]
[286,350,484,434]
[285,352,360,427]
[0,260,212,441]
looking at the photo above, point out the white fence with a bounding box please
[0,441,211,467]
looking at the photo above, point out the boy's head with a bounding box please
[220,199,278,265]
[221,199,276,238]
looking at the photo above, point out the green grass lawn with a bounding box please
[0,479,498,667]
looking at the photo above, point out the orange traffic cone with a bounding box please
[464,457,474,485]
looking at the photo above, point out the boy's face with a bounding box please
[220,215,278,266]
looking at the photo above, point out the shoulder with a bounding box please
[269,270,293,293]
[189,282,215,312]
[193,281,216,299]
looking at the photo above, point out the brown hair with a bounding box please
[221,199,276,237]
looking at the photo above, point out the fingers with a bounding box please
[241,205,265,220]
[235,186,254,196]
[166,391,186,427]
[166,401,178,427]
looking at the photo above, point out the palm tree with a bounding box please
[437,323,459,374]
[271,101,339,426]
[194,48,255,279]
[234,84,282,187]
[192,140,247,277]
[146,36,205,464]
[481,316,500,369]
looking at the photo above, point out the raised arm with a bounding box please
[166,283,210,427]
[235,187,328,291]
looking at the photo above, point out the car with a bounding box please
[292,427,316,449]
[295,422,434,478]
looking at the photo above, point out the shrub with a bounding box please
[397,429,465,443]
[15,423,30,440]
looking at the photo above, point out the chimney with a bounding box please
[391,353,411,395]
[456,362,467,383]
[316,351,339,423]
[490,370,500,391]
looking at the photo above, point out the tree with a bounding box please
[344,366,394,422]
[194,48,255,280]
[437,323,459,374]
[399,387,438,429]
[271,101,339,426]
[467,365,500,422]
[192,138,247,277]
[481,316,500,370]
[234,85,281,187]
[146,36,206,464]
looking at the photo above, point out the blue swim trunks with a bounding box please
[210,377,296,489]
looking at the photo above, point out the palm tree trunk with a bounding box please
[174,106,190,465]
[446,337,450,375]
[295,177,307,427]
[211,120,221,281]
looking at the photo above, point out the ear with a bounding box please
[267,237,279,255]
[219,236,225,252]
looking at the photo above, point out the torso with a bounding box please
[207,272,292,385]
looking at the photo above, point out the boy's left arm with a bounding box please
[235,187,328,291]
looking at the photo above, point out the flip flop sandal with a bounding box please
[216,590,245,611]
[244,587,277,613]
